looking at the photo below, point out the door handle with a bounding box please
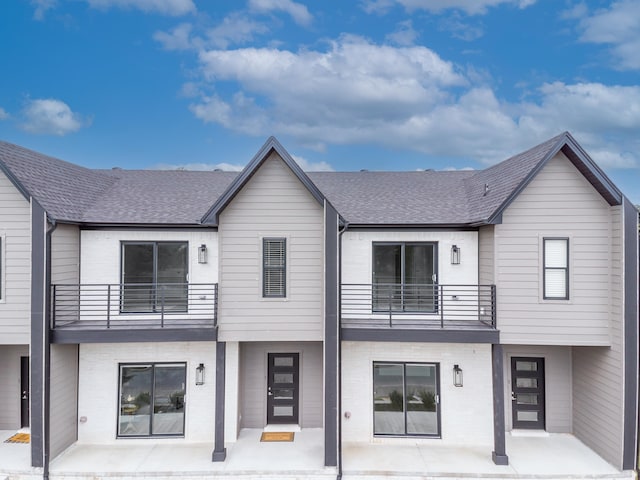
[511,392,517,401]
[267,386,273,396]
[22,391,29,400]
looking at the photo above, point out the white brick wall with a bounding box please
[80,230,218,285]
[341,341,493,447]
[342,231,479,286]
[78,342,216,444]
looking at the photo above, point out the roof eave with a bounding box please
[487,132,622,224]
[201,136,326,225]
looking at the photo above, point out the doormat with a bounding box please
[4,433,30,444]
[260,431,294,442]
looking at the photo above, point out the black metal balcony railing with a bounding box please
[341,283,496,329]
[51,283,218,330]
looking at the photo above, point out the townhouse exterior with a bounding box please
[0,132,637,479]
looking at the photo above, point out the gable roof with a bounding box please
[201,136,326,225]
[0,132,625,227]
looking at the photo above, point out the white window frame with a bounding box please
[542,237,569,300]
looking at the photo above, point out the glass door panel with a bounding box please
[405,364,438,435]
[122,244,154,312]
[152,364,185,435]
[373,364,405,435]
[118,365,153,436]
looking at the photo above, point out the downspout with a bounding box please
[336,220,348,480]
[43,217,57,480]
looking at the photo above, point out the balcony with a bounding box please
[50,283,218,343]
[341,284,497,342]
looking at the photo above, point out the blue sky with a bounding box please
[1,0,639,203]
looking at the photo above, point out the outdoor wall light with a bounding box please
[451,245,460,265]
[198,244,208,264]
[196,363,205,385]
[453,364,463,387]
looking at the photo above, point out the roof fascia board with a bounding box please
[345,224,480,231]
[0,158,32,202]
[487,134,566,224]
[201,136,325,225]
[562,133,622,205]
[487,132,622,224]
[79,223,216,230]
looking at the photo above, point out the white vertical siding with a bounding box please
[239,341,323,428]
[0,345,28,429]
[51,224,79,285]
[341,341,493,446]
[0,172,31,343]
[50,344,78,457]
[571,204,624,469]
[218,153,324,342]
[496,152,612,345]
[478,225,494,285]
[502,345,572,433]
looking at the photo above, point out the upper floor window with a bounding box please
[121,242,188,312]
[543,238,569,300]
[373,242,437,312]
[263,238,286,298]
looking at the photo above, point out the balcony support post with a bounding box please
[439,285,444,328]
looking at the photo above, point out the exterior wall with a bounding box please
[218,153,324,342]
[478,225,494,285]
[239,341,323,429]
[0,171,31,344]
[80,229,218,285]
[571,206,625,469]
[502,345,572,433]
[495,152,613,345]
[342,230,478,286]
[0,344,28,429]
[77,342,216,444]
[50,344,78,457]
[51,224,80,285]
[341,341,493,447]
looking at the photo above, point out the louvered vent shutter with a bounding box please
[263,238,286,297]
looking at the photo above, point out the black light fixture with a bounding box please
[196,363,205,385]
[453,364,463,387]
[451,245,460,265]
[198,244,208,264]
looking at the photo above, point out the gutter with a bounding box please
[336,220,348,480]
[43,217,57,480]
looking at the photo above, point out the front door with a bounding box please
[511,357,545,429]
[267,353,299,424]
[20,356,29,428]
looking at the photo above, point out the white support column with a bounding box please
[224,341,240,443]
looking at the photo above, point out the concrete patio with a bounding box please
[1,429,635,480]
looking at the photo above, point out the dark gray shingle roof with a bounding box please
[0,133,620,226]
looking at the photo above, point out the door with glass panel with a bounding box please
[511,357,545,429]
[373,362,440,436]
[373,243,437,312]
[267,353,299,424]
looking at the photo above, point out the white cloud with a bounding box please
[155,162,244,171]
[0,107,9,120]
[576,0,640,70]
[85,0,195,16]
[206,12,270,49]
[20,99,88,136]
[154,154,333,172]
[362,0,535,15]
[31,0,57,20]
[248,0,312,26]
[439,13,484,41]
[385,20,419,46]
[153,23,195,50]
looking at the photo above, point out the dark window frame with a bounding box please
[120,241,189,313]
[372,242,438,313]
[372,361,441,438]
[262,237,287,298]
[542,237,569,300]
[117,362,187,438]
